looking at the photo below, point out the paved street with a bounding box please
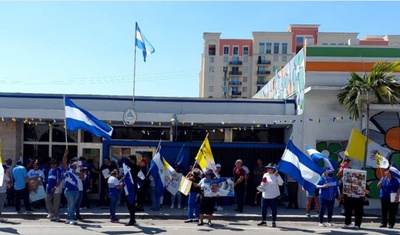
[0,218,399,235]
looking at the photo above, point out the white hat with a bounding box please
[215,163,221,168]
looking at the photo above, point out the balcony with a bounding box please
[257,60,271,65]
[256,80,266,85]
[256,70,271,75]
[229,71,242,75]
[231,91,242,97]
[229,61,243,66]
[229,81,242,86]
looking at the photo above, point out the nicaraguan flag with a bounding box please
[149,152,165,197]
[65,97,113,140]
[135,22,155,62]
[277,140,324,194]
[389,163,400,180]
[306,146,337,171]
[122,158,135,204]
[175,149,184,167]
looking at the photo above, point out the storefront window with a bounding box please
[24,124,49,142]
[52,124,78,143]
[81,130,102,143]
[23,144,49,162]
[52,145,77,162]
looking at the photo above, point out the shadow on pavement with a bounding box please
[0,227,20,235]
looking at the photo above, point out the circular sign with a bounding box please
[123,108,137,126]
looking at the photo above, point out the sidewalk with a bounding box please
[2,204,383,222]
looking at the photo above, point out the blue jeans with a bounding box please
[171,191,182,207]
[75,191,83,217]
[262,197,278,222]
[64,190,79,221]
[187,192,200,219]
[109,194,121,220]
[150,186,160,210]
[319,197,334,223]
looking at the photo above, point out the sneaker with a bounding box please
[110,219,119,223]
[170,205,174,209]
[343,224,350,228]
[178,205,181,209]
[327,223,333,227]
[217,206,223,211]
[306,213,310,217]
[50,216,60,222]
[319,223,326,227]
[70,220,77,225]
[354,225,360,229]
[47,214,54,219]
[257,221,267,226]
[197,221,204,226]
[207,221,213,226]
[272,222,276,227]
[184,219,193,223]
[26,210,33,214]
[0,217,8,222]
[65,220,71,224]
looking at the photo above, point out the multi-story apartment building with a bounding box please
[199,24,400,98]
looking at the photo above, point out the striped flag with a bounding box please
[195,135,215,171]
[135,22,155,62]
[178,177,192,196]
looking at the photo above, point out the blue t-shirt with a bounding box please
[317,176,339,201]
[13,165,28,190]
[64,168,80,192]
[380,177,400,199]
[46,167,65,194]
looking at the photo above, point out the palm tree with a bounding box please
[337,61,400,169]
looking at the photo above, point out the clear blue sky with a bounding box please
[0,1,399,98]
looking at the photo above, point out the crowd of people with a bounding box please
[0,152,400,230]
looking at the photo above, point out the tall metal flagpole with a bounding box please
[132,22,138,109]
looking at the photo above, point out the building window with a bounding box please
[273,55,278,62]
[233,46,239,55]
[282,55,287,62]
[209,66,214,73]
[243,87,248,93]
[208,44,216,55]
[322,42,328,45]
[243,77,248,83]
[243,46,249,55]
[282,43,288,54]
[338,42,344,45]
[296,36,314,53]
[266,43,272,54]
[208,76,214,82]
[243,67,248,73]
[243,56,248,63]
[330,43,336,45]
[223,46,229,55]
[209,86,214,92]
[259,42,265,54]
[209,57,214,63]
[273,43,279,54]
[223,56,228,63]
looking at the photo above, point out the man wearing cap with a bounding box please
[45,159,64,222]
[316,168,339,227]
[257,163,283,227]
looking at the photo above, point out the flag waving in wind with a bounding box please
[277,140,324,194]
[148,152,166,197]
[195,135,215,171]
[65,97,113,140]
[135,22,155,62]
[306,146,337,171]
[122,158,135,204]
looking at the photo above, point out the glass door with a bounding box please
[79,145,102,199]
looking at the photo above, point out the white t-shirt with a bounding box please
[0,173,10,193]
[260,173,284,199]
[28,169,46,181]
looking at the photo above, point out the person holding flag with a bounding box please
[316,168,340,227]
[377,167,400,229]
[122,155,141,226]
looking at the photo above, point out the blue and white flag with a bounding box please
[389,163,400,180]
[148,152,165,197]
[277,140,324,194]
[122,158,135,204]
[306,146,337,171]
[175,149,184,167]
[64,97,113,140]
[135,22,155,62]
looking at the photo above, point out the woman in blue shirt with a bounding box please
[377,168,400,229]
[316,168,339,227]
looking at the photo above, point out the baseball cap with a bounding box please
[215,163,221,168]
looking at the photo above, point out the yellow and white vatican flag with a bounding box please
[194,135,215,171]
[178,177,192,196]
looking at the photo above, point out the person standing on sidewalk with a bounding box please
[45,159,64,222]
[123,155,141,226]
[377,168,400,229]
[184,167,202,223]
[197,169,215,226]
[257,163,283,227]
[316,168,339,227]
[108,169,123,223]
[13,160,34,214]
[233,159,246,213]
[286,175,299,209]
[0,165,11,222]
[253,159,265,207]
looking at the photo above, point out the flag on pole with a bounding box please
[163,158,181,196]
[178,177,192,196]
[175,149,184,167]
[277,140,324,194]
[306,146,337,170]
[0,139,4,187]
[195,135,215,171]
[135,22,155,62]
[122,158,135,204]
[376,153,390,169]
[65,97,113,140]
[389,163,400,180]
[345,128,391,167]
[148,152,165,197]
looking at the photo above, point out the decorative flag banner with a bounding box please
[178,177,192,196]
[306,146,337,170]
[0,138,4,187]
[122,158,135,204]
[65,97,113,140]
[277,140,324,194]
[389,163,400,180]
[163,158,182,196]
[376,153,390,169]
[135,22,155,62]
[345,128,391,167]
[195,135,215,171]
[149,152,165,197]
